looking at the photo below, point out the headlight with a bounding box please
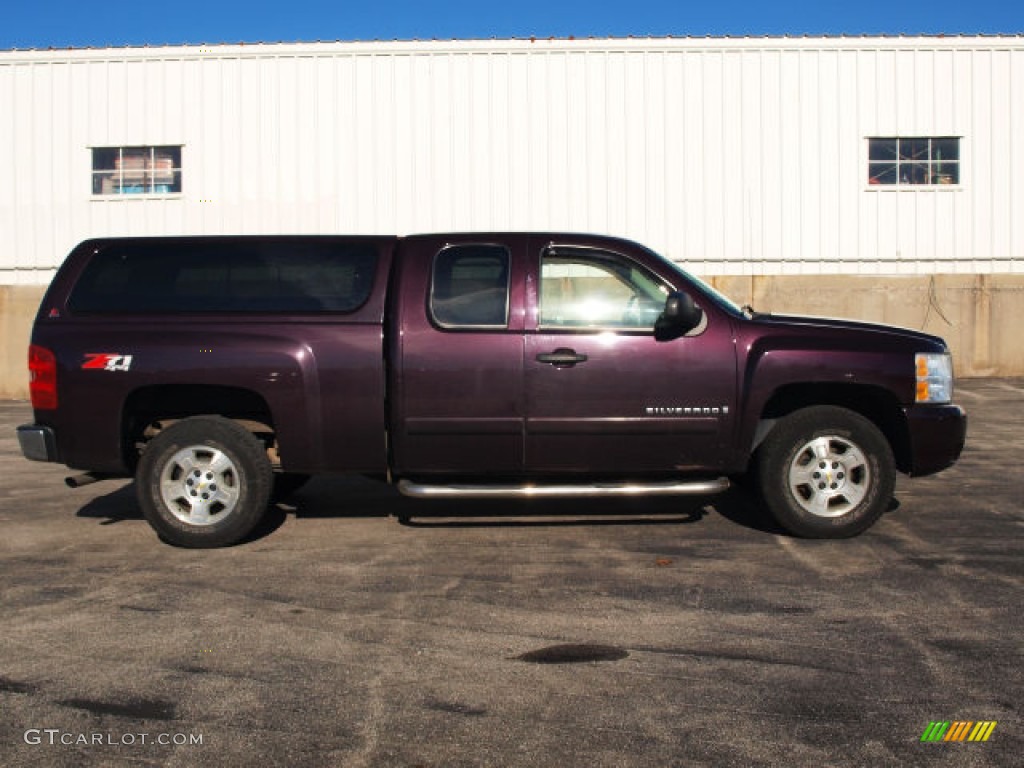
[915,353,953,404]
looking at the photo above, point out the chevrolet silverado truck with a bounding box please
[17,233,967,547]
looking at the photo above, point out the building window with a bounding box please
[868,137,959,186]
[92,146,182,195]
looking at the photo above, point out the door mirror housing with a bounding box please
[655,292,703,341]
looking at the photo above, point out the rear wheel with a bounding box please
[137,416,273,548]
[756,406,895,538]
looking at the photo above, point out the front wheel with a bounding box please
[756,406,896,538]
[136,416,273,548]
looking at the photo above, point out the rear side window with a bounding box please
[68,241,378,313]
[429,244,510,329]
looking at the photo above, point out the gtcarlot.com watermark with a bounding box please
[24,729,203,747]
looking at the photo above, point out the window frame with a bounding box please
[867,136,962,189]
[91,145,184,197]
[428,243,512,331]
[537,245,673,333]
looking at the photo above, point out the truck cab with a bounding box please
[390,234,738,479]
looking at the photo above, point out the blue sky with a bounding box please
[2,0,1022,50]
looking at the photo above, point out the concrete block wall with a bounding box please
[2,275,1022,400]
[1,286,45,399]
[709,274,1024,378]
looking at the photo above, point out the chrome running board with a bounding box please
[397,477,730,500]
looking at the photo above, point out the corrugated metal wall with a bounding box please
[1,37,1022,283]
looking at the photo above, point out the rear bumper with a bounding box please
[17,425,58,463]
[903,404,967,477]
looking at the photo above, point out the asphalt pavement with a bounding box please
[1,379,1021,767]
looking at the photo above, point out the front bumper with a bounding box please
[17,425,58,463]
[903,404,967,477]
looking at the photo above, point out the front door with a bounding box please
[524,241,736,476]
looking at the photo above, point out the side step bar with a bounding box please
[398,477,730,500]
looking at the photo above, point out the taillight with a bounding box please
[29,345,58,410]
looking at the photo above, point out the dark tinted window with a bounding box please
[68,240,378,313]
[430,245,510,328]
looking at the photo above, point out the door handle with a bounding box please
[536,348,588,367]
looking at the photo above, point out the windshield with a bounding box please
[638,245,746,318]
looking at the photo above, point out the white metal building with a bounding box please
[2,35,1022,284]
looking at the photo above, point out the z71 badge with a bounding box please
[82,353,134,372]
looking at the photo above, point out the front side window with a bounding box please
[92,146,182,195]
[868,137,960,186]
[539,248,670,330]
[430,245,510,329]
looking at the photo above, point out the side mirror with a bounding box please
[655,291,703,341]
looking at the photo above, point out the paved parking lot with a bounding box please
[1,379,1021,767]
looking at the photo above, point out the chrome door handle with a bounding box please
[535,348,588,367]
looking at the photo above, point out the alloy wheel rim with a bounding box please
[159,445,241,525]
[787,435,870,518]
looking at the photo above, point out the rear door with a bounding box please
[524,238,737,475]
[390,235,528,476]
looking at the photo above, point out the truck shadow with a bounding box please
[75,481,142,525]
[75,476,788,540]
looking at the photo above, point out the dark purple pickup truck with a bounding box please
[17,233,966,547]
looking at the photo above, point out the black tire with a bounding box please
[756,406,895,539]
[136,416,273,548]
[272,472,311,502]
